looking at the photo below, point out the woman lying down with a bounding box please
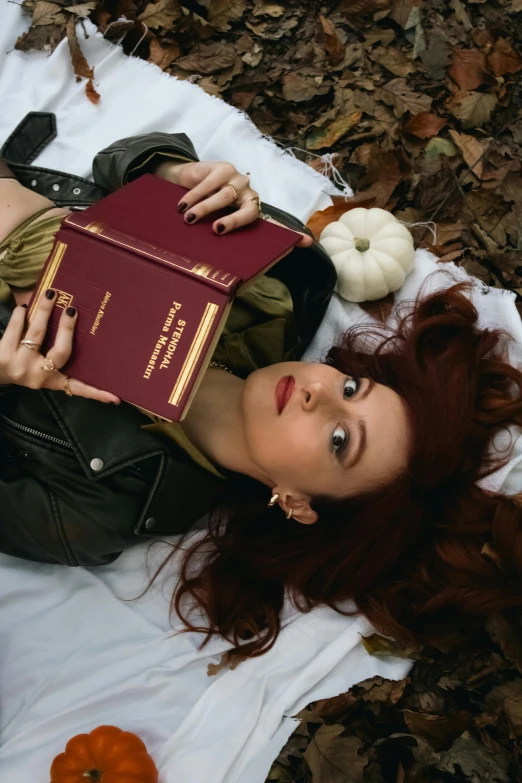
[0,131,521,662]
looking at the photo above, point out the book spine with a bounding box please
[64,212,240,294]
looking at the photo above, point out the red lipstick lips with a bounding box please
[276,375,295,414]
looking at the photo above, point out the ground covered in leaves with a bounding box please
[12,0,522,780]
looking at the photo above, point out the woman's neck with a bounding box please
[180,368,269,484]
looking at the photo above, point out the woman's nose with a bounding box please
[301,382,334,412]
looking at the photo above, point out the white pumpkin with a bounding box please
[319,208,415,303]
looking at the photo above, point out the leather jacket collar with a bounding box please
[42,390,165,480]
[1,112,106,207]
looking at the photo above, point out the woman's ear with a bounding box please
[291,501,319,525]
[271,488,319,525]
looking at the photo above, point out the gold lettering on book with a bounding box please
[143,302,184,379]
[85,221,105,234]
[169,302,219,406]
[90,291,112,335]
[28,241,68,321]
[192,263,213,278]
[56,290,73,309]
[159,319,187,370]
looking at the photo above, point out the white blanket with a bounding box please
[0,7,410,783]
[1,5,521,783]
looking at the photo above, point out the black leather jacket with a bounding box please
[0,112,336,566]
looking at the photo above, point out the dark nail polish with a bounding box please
[66,306,76,317]
[178,202,187,213]
[186,212,196,224]
[45,289,55,300]
[216,223,225,234]
[21,303,27,308]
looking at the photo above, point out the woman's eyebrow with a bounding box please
[344,419,367,468]
[357,378,375,402]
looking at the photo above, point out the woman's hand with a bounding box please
[155,159,313,247]
[0,291,120,403]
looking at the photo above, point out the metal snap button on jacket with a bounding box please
[90,458,104,472]
[145,517,156,530]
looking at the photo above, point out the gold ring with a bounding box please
[42,356,58,372]
[64,377,74,397]
[20,339,41,351]
[223,183,239,201]
[248,196,262,215]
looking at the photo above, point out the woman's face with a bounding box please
[241,362,411,505]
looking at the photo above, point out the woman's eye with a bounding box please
[344,377,360,399]
[331,426,347,454]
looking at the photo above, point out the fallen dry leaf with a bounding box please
[313,690,358,717]
[306,110,362,150]
[420,31,452,80]
[448,48,488,90]
[304,728,367,783]
[437,731,511,782]
[446,89,497,128]
[15,21,64,52]
[369,46,415,77]
[500,170,522,210]
[403,710,472,749]
[148,36,180,70]
[281,71,329,102]
[176,41,237,73]
[485,680,522,739]
[488,37,522,76]
[450,0,473,30]
[340,0,391,15]
[391,0,422,28]
[66,14,93,80]
[362,633,419,658]
[306,197,377,236]
[403,112,447,138]
[64,2,97,16]
[138,0,181,30]
[378,77,433,117]
[31,1,64,26]
[359,675,408,704]
[204,0,247,32]
[85,78,101,104]
[319,14,345,66]
[448,129,488,177]
[352,142,403,193]
[65,15,101,103]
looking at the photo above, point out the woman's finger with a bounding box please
[45,371,120,404]
[212,193,261,234]
[0,305,28,355]
[24,288,56,346]
[262,216,314,248]
[296,233,313,248]
[179,165,247,213]
[183,182,255,227]
[47,305,77,368]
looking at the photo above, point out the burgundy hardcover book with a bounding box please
[28,174,300,420]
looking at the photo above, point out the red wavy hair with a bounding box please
[153,283,522,659]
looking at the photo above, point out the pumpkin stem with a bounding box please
[354,237,370,252]
[83,771,102,782]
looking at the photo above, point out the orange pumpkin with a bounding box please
[50,725,158,783]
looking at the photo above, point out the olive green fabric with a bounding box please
[0,209,66,305]
[1,211,295,476]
